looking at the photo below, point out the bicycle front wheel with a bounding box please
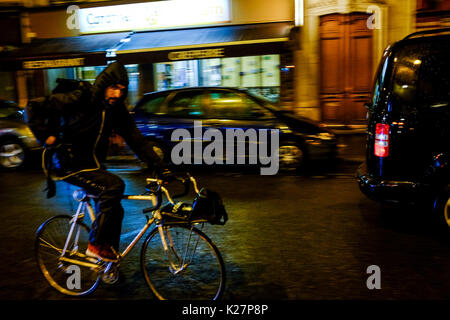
[35,215,101,296]
[141,224,225,300]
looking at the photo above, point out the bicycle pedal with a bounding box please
[101,264,119,284]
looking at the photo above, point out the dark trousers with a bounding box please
[64,169,125,250]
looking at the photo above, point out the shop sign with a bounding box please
[78,0,230,34]
[23,58,85,69]
[168,48,225,61]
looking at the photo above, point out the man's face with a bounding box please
[104,84,126,105]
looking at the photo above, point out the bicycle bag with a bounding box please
[190,188,228,225]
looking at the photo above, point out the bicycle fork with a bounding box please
[157,225,200,275]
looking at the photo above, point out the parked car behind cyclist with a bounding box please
[0,100,41,170]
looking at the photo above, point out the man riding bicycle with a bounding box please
[33,62,166,262]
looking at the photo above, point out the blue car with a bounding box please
[132,87,337,172]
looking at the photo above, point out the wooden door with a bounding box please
[320,13,373,123]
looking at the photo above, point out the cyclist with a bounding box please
[37,62,167,262]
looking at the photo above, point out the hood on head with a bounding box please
[92,61,129,104]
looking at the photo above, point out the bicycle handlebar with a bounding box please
[142,172,198,214]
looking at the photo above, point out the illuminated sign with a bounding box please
[23,58,85,69]
[168,48,225,61]
[78,0,231,34]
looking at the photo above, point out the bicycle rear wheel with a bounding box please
[35,215,101,296]
[141,224,225,300]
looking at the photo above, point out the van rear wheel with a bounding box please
[434,188,450,232]
[442,195,450,228]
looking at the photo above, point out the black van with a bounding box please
[357,29,450,228]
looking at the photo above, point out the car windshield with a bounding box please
[0,102,23,120]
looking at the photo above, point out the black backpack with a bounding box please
[26,78,89,145]
[25,79,90,198]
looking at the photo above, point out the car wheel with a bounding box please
[278,143,306,172]
[444,196,450,227]
[440,191,450,228]
[0,139,27,170]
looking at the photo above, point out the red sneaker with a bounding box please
[86,243,119,262]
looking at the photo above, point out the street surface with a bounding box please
[0,135,450,300]
[2,151,450,301]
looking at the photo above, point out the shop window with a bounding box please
[155,61,198,90]
[153,54,281,102]
[221,58,240,87]
[167,91,205,118]
[125,64,139,106]
[75,66,105,83]
[261,55,280,87]
[46,68,76,94]
[241,56,261,87]
[200,59,221,86]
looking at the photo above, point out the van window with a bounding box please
[417,53,450,108]
[390,40,450,112]
[372,53,390,106]
[391,52,420,105]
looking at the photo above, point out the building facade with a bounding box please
[0,0,447,124]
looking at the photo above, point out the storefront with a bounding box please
[0,0,295,108]
[109,21,292,104]
[1,22,292,107]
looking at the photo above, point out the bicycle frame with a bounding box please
[58,176,202,272]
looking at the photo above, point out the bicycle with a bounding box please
[34,173,226,300]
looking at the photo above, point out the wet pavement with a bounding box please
[2,141,450,301]
[1,132,450,302]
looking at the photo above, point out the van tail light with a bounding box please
[374,123,389,157]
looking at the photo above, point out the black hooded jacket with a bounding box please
[38,62,163,177]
